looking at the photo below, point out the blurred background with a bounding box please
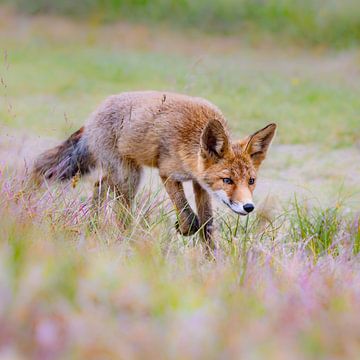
[1,0,360,140]
[5,0,360,46]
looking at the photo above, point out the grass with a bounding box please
[5,0,360,47]
[290,196,343,258]
[1,32,360,146]
[1,171,360,358]
[1,9,360,359]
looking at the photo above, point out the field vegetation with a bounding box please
[5,0,360,47]
[1,3,360,359]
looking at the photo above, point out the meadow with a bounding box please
[1,4,360,359]
[6,0,360,47]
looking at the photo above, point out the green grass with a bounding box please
[289,196,343,258]
[6,0,360,47]
[1,40,359,146]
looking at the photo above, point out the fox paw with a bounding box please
[175,215,200,236]
[202,221,218,251]
[202,221,214,241]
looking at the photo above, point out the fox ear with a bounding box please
[241,123,277,168]
[200,119,230,160]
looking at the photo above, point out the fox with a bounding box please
[32,91,276,248]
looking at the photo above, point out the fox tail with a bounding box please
[32,127,96,184]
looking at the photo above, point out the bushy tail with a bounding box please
[32,127,96,184]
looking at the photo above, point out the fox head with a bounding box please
[198,120,276,215]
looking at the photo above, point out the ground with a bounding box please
[1,7,360,359]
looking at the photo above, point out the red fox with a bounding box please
[33,91,276,248]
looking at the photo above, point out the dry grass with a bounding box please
[1,166,360,359]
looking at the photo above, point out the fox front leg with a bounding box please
[193,180,216,249]
[161,177,200,236]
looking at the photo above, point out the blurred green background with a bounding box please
[5,0,360,47]
[1,1,360,146]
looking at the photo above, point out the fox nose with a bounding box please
[243,203,255,213]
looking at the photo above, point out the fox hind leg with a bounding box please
[91,159,142,228]
[109,158,142,209]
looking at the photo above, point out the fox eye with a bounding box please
[248,178,255,185]
[223,178,233,185]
